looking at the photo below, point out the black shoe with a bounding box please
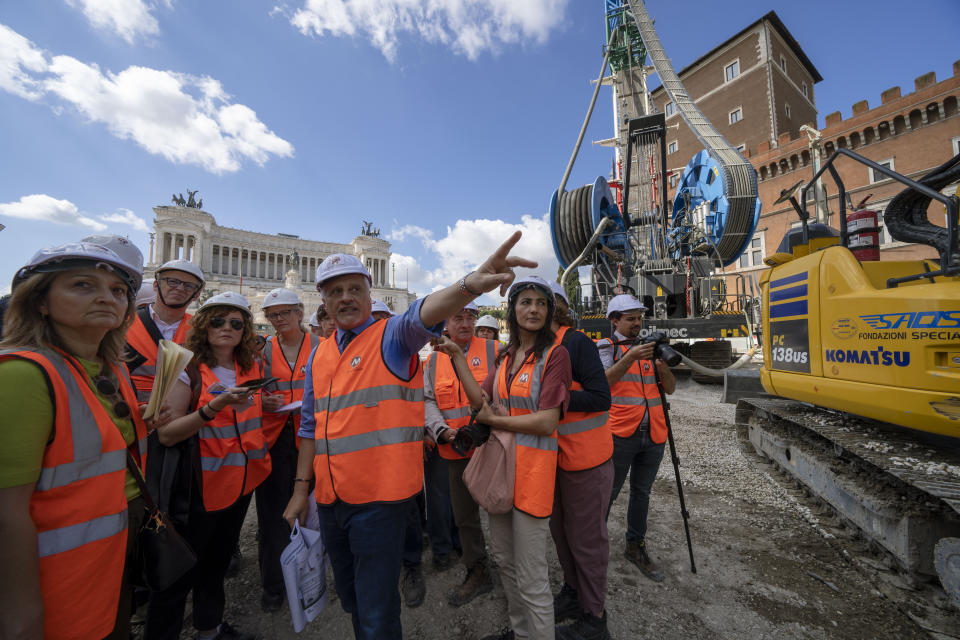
[625,540,665,583]
[479,630,514,640]
[433,552,453,572]
[556,611,610,640]
[553,582,581,623]
[402,565,426,608]
[447,561,494,607]
[260,590,284,613]
[199,621,257,640]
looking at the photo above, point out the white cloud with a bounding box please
[64,0,160,44]
[288,0,569,62]
[99,208,150,231]
[389,212,558,300]
[0,194,107,231]
[0,23,294,174]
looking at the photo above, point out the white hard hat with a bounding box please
[200,291,251,317]
[13,241,143,292]
[606,293,646,318]
[476,315,499,331]
[82,234,144,274]
[156,259,205,286]
[307,311,320,328]
[371,299,394,316]
[508,275,554,303]
[463,300,479,314]
[549,280,569,306]
[136,278,156,307]
[261,287,302,308]
[315,253,371,290]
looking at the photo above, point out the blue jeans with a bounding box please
[607,425,665,544]
[318,500,410,640]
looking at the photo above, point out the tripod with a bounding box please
[654,365,697,574]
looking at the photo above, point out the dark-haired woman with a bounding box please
[145,291,277,640]
[441,275,571,640]
[0,242,146,640]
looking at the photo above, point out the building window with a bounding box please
[736,143,746,153]
[724,59,740,82]
[738,233,764,269]
[785,103,791,119]
[664,101,675,117]
[729,107,743,124]
[802,82,808,98]
[870,158,895,183]
[953,136,960,155]
[669,174,679,188]
[668,140,678,154]
[780,55,787,73]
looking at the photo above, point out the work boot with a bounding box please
[626,540,665,582]
[556,610,610,640]
[433,552,453,572]
[402,565,426,608]
[553,582,581,623]
[260,590,284,613]
[447,561,494,607]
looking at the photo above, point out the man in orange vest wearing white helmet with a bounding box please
[597,294,675,585]
[124,258,204,403]
[284,232,536,640]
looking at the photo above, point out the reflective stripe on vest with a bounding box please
[125,311,191,402]
[493,343,559,518]
[262,333,319,448]
[425,336,496,460]
[0,347,129,640]
[608,345,668,443]
[311,320,424,505]
[196,362,272,511]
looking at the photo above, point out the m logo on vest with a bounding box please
[471,357,481,367]
[518,373,529,383]
[351,356,362,368]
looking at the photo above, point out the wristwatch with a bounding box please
[458,272,483,297]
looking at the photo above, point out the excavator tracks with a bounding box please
[736,397,960,637]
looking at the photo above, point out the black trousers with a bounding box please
[144,492,252,639]
[255,421,299,596]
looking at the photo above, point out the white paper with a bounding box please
[143,340,194,419]
[273,400,303,413]
[281,519,327,633]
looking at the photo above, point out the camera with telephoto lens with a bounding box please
[451,415,492,456]
[639,331,683,367]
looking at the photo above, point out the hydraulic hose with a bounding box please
[679,348,757,378]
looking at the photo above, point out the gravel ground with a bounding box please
[170,379,936,639]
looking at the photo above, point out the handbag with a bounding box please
[462,419,516,515]
[126,450,197,591]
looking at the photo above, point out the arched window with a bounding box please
[864,128,876,145]
[944,95,958,118]
[849,131,861,149]
[909,108,923,129]
[878,121,891,141]
[893,115,907,135]
[800,150,811,167]
[789,154,799,170]
[837,136,848,149]
[926,102,940,124]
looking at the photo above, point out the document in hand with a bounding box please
[281,520,327,633]
[143,340,194,419]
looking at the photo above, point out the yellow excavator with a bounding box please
[737,149,960,617]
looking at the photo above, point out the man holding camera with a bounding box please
[425,302,497,607]
[596,294,675,584]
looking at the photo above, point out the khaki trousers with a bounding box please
[489,509,554,640]
[448,457,487,568]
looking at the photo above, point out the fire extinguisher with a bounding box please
[847,194,880,261]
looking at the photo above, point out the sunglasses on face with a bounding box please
[94,376,131,419]
[160,277,200,293]
[210,317,245,331]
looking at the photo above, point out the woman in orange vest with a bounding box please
[0,241,147,640]
[441,275,572,640]
[145,291,274,640]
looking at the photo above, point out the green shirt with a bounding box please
[0,355,140,500]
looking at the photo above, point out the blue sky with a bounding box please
[2,0,958,299]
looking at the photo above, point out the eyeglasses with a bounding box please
[93,376,132,419]
[160,277,200,293]
[210,317,245,331]
[265,309,295,321]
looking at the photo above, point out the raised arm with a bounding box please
[435,336,485,411]
[419,231,537,328]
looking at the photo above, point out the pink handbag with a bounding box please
[463,427,516,514]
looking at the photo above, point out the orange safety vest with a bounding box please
[0,347,144,640]
[311,321,424,506]
[261,333,320,448]
[553,327,612,471]
[606,342,667,443]
[125,309,192,403]
[196,363,272,511]
[424,336,497,460]
[493,343,561,518]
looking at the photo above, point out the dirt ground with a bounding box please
[180,379,942,639]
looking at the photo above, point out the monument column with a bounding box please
[148,233,155,265]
